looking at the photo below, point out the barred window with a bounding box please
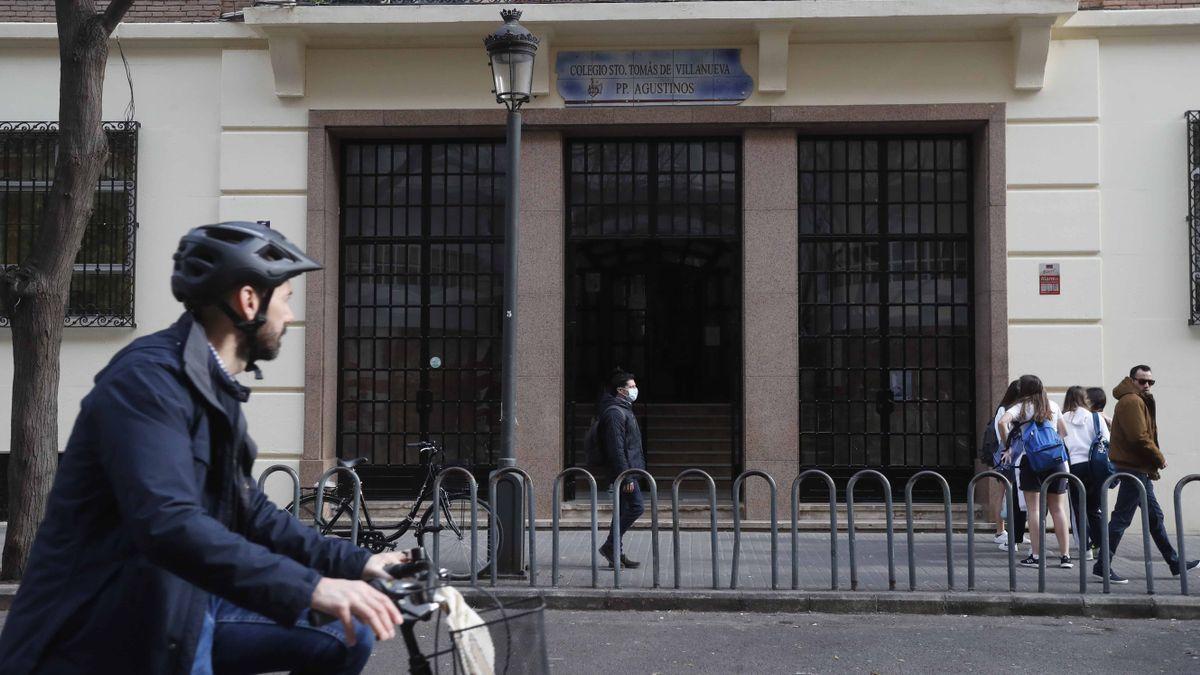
[1189,111,1200,325]
[0,121,138,327]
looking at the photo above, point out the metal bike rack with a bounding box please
[612,468,661,589]
[731,470,778,590]
[313,466,363,546]
[672,469,720,590]
[846,470,896,591]
[904,471,954,591]
[1176,474,1200,596]
[431,467,481,586]
[552,468,600,589]
[966,470,1016,592]
[791,470,838,590]
[256,464,301,518]
[1099,472,1155,595]
[1035,471,1089,594]
[488,467,537,587]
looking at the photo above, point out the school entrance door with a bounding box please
[564,139,742,496]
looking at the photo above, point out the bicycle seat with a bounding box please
[338,457,369,469]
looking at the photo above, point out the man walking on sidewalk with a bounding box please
[1096,365,1198,583]
[597,368,645,569]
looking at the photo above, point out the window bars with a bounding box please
[1188,111,1200,325]
[0,121,139,327]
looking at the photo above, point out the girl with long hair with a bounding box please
[998,375,1073,568]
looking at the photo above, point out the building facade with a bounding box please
[1,1,1199,525]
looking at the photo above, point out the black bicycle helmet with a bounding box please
[172,221,320,377]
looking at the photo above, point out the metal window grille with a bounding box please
[339,140,504,471]
[0,121,139,327]
[1188,111,1200,325]
[797,137,975,499]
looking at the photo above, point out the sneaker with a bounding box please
[1092,564,1129,584]
[620,554,642,569]
[1019,554,1040,568]
[1169,560,1200,576]
[1059,556,1073,569]
[994,531,1009,547]
[1087,545,1097,562]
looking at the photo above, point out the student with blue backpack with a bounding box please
[998,375,1074,569]
[1062,386,1113,562]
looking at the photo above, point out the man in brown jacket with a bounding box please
[1097,365,1198,583]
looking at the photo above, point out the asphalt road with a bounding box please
[384,609,1200,675]
[2,609,1196,674]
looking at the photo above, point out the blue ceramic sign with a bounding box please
[556,49,753,106]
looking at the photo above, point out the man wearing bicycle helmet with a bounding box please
[0,221,407,674]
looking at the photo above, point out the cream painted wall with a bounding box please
[3,28,1199,524]
[1095,35,1200,532]
[0,45,222,451]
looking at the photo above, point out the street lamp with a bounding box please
[485,9,538,575]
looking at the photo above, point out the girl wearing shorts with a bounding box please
[998,375,1073,569]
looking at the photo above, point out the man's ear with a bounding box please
[232,285,260,322]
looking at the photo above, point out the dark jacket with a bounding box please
[0,314,370,675]
[597,394,645,485]
[1109,377,1167,479]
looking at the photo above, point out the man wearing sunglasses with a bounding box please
[1099,365,1198,583]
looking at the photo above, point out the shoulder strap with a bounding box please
[1092,411,1101,436]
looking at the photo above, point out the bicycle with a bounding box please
[366,547,550,675]
[289,442,499,581]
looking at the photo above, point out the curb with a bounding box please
[3,582,1196,620]
[459,587,1200,620]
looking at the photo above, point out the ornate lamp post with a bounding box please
[485,9,538,574]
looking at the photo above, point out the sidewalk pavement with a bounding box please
[3,524,1199,618]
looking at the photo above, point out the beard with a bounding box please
[238,323,286,364]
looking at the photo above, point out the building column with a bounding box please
[514,130,564,519]
[742,129,800,519]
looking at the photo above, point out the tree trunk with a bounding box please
[0,0,133,580]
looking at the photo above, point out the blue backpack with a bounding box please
[1019,417,1069,473]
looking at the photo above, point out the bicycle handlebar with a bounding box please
[309,547,446,627]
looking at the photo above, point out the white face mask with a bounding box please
[625,387,639,402]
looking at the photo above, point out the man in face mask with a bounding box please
[597,368,646,569]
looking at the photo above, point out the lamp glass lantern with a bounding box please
[484,9,540,110]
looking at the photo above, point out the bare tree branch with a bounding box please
[101,0,135,35]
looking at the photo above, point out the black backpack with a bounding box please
[583,404,622,472]
[978,419,1000,466]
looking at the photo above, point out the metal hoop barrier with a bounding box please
[552,468,599,589]
[905,471,954,591]
[672,469,720,590]
[846,470,896,591]
[966,471,1016,591]
[488,468,537,588]
[731,470,779,590]
[1176,474,1200,596]
[612,469,661,589]
[257,464,301,518]
[313,466,362,546]
[1099,472,1155,595]
[1036,471,1089,594]
[791,470,838,590]
[431,467,480,586]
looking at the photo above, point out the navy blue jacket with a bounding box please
[0,314,370,674]
[597,394,645,485]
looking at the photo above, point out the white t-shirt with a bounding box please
[1062,408,1110,465]
[1004,399,1062,463]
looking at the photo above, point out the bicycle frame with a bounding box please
[312,444,469,547]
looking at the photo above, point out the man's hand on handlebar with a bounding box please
[310,578,404,646]
[362,549,413,582]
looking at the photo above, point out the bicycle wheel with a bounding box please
[418,495,500,580]
[291,491,389,549]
